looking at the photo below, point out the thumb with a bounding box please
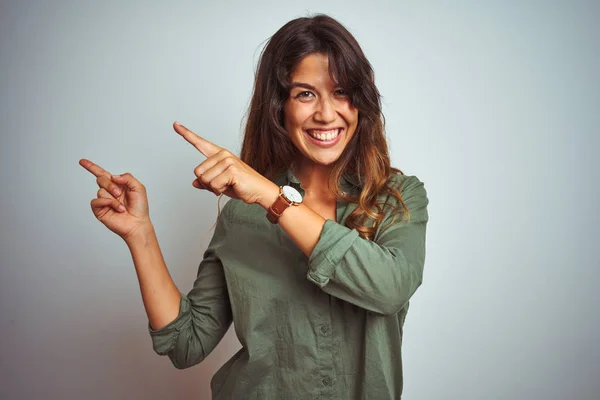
[111,173,144,192]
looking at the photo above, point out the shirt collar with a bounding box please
[274,168,361,197]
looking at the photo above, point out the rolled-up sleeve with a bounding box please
[148,205,233,369]
[307,175,429,316]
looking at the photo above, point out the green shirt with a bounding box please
[149,170,429,399]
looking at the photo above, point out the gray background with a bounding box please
[1,0,599,399]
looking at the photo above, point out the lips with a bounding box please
[303,128,344,147]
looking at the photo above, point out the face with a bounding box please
[283,53,359,168]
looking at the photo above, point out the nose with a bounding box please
[314,96,336,124]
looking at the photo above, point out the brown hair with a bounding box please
[241,14,407,240]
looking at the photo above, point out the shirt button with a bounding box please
[320,325,330,335]
[322,377,332,386]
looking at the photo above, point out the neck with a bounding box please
[292,158,333,197]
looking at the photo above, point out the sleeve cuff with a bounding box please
[307,219,360,287]
[148,294,190,355]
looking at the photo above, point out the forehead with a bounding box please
[290,53,337,87]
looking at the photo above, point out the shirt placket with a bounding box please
[314,301,335,398]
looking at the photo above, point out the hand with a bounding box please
[173,122,278,207]
[79,159,152,240]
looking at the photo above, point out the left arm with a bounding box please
[259,176,428,316]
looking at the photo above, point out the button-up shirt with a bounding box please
[149,170,429,399]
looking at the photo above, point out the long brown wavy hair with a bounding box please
[240,14,407,240]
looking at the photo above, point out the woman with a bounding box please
[80,14,428,400]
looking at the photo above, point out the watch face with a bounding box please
[282,186,302,203]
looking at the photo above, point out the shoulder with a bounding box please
[219,198,244,222]
[218,198,269,228]
[387,172,426,196]
[385,172,429,221]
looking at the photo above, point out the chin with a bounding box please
[307,153,344,166]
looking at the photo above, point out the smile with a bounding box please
[307,128,341,141]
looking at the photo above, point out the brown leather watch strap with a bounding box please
[266,187,293,224]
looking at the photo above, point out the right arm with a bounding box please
[80,159,232,368]
[146,207,233,369]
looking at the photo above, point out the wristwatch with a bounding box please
[266,185,303,224]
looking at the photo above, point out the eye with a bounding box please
[334,88,348,97]
[295,91,315,99]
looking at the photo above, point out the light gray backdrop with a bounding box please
[1,0,598,399]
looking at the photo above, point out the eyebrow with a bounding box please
[289,82,343,91]
[290,82,317,91]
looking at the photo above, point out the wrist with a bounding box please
[124,220,155,248]
[258,181,281,211]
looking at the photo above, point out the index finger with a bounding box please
[173,122,221,158]
[79,159,111,178]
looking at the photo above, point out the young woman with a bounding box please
[80,14,428,400]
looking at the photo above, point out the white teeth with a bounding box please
[308,129,340,141]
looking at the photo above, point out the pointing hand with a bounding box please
[173,122,277,207]
[79,159,151,240]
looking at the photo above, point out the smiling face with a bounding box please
[283,53,359,168]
